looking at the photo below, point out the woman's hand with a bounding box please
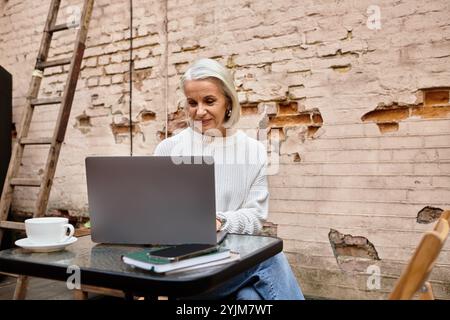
[216,218,222,231]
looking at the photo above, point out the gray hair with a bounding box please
[180,58,241,128]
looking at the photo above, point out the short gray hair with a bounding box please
[180,58,241,128]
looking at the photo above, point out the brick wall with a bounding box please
[1,0,450,299]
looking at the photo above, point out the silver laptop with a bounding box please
[85,156,226,245]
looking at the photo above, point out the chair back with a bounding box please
[389,210,449,300]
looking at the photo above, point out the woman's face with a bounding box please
[184,79,228,135]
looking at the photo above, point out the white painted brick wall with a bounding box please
[1,0,450,299]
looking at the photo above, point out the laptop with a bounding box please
[85,156,227,245]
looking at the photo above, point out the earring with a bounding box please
[226,108,232,117]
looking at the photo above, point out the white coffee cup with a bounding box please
[25,217,75,244]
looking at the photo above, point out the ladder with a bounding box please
[0,0,94,299]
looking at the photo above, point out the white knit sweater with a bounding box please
[153,127,269,234]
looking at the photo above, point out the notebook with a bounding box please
[122,247,235,273]
[165,252,240,275]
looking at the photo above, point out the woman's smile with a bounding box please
[201,119,212,126]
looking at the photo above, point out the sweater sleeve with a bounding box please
[217,147,269,235]
[153,139,171,156]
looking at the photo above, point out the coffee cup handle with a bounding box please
[63,224,75,242]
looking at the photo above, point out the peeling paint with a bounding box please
[331,64,352,73]
[241,103,259,116]
[260,101,324,162]
[278,101,299,115]
[362,103,410,123]
[417,206,444,224]
[362,87,450,133]
[329,228,380,260]
[307,125,321,137]
[74,112,92,134]
[138,109,156,123]
[291,152,301,162]
[424,89,450,106]
[377,122,399,133]
[269,113,312,127]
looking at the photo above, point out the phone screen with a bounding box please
[149,244,218,260]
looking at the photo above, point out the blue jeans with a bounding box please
[187,253,304,300]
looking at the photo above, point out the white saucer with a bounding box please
[15,237,78,253]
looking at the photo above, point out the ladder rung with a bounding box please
[30,97,62,106]
[11,178,42,187]
[48,22,79,33]
[36,58,71,69]
[20,137,53,145]
[0,272,19,278]
[0,221,25,231]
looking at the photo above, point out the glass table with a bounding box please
[0,234,282,299]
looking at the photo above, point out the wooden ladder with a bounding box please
[0,0,94,299]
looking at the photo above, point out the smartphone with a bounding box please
[148,244,219,262]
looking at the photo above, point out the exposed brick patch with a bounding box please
[362,87,450,133]
[331,63,352,73]
[416,206,444,224]
[269,113,312,127]
[292,152,301,162]
[377,122,399,133]
[312,112,323,124]
[278,101,299,115]
[329,229,380,260]
[307,125,321,137]
[110,122,140,135]
[138,109,156,123]
[424,89,450,106]
[260,221,278,237]
[74,112,92,134]
[362,103,410,122]
[263,101,323,162]
[266,102,323,131]
[110,120,142,143]
[241,102,259,116]
[411,104,450,118]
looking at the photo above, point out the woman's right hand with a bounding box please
[216,218,222,231]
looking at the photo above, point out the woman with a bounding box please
[154,58,304,300]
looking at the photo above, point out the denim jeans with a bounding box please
[186,252,304,300]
